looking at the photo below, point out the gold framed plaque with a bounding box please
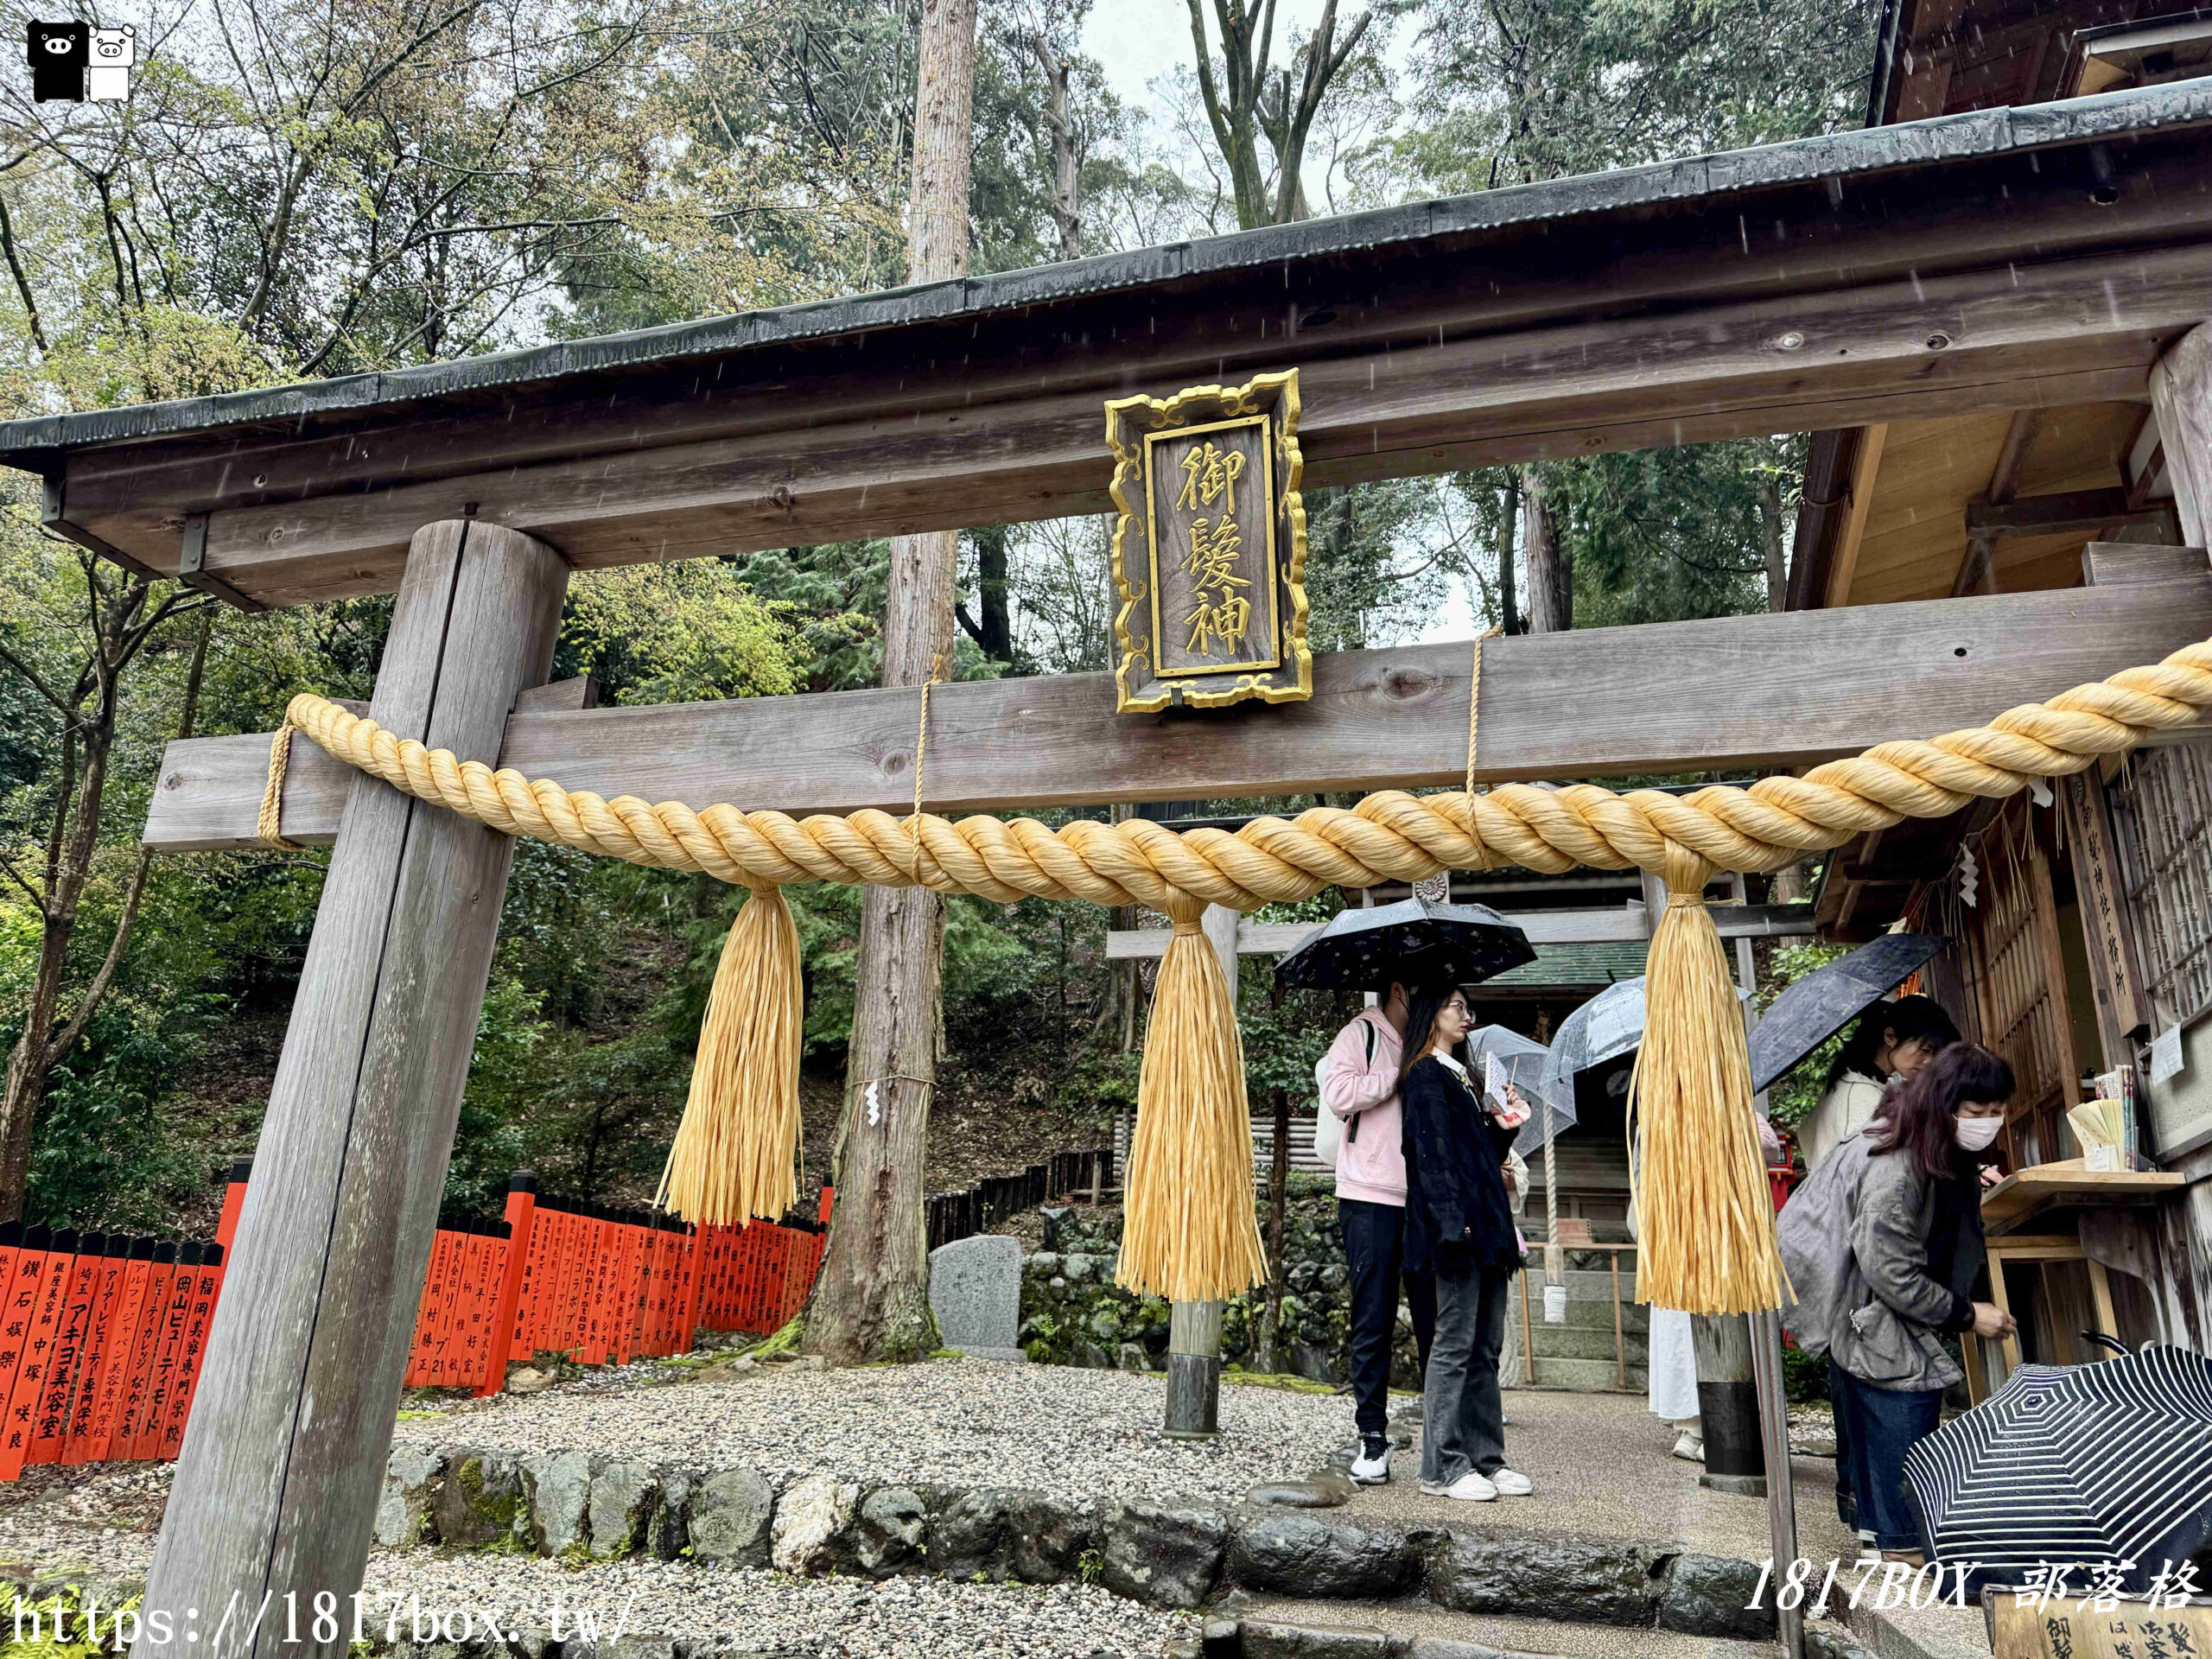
[1104,368,1310,713]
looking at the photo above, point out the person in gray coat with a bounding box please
[1779,1044,2018,1562]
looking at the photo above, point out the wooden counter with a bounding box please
[1979,1161,2184,1236]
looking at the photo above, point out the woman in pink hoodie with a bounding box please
[1320,982,1438,1484]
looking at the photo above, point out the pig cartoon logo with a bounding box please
[27,20,88,103]
[86,23,131,99]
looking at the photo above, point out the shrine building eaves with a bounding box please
[2,79,2209,468]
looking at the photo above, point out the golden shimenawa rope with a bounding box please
[258,726,303,850]
[1628,843,1798,1313]
[1116,901,1269,1302]
[261,637,2212,904]
[906,652,943,885]
[264,638,2212,1306]
[653,880,804,1228]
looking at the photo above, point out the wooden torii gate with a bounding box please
[0,84,2207,1659]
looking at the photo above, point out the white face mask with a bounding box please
[1954,1114,2004,1153]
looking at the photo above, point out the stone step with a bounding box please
[1227,1593,1783,1659]
[1528,1322,1649,1363]
[1515,1290,1650,1332]
[1520,1267,1638,1302]
[1516,1354,1648,1393]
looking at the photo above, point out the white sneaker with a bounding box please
[1671,1430,1705,1462]
[1490,1467,1533,1497]
[1349,1440,1391,1484]
[1420,1471,1497,1502]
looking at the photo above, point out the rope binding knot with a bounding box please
[1660,843,1715,906]
[258,716,304,851]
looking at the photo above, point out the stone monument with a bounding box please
[928,1234,1026,1360]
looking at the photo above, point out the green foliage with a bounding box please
[1782,1339,1831,1403]
[1300,482,1460,652]
[1383,0,1879,196]
[783,883,1030,1057]
[1557,441,1799,627]
[1760,937,1850,1131]
[0,0,1888,1243]
[0,1585,144,1659]
[724,542,889,692]
[1237,894,1360,1103]
[19,1000,213,1230]
[445,977,563,1212]
[560,563,810,706]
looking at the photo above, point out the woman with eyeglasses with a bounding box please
[1398,983,1535,1503]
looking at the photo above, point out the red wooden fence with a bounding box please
[0,1166,833,1480]
[0,1226,226,1480]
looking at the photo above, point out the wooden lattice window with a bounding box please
[1961,798,2079,1167]
[2106,743,2212,1033]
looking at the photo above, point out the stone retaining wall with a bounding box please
[373,1441,1784,1642]
[1022,1196,1400,1386]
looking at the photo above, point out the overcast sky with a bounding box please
[1071,2,1478,643]
[1080,1,1405,126]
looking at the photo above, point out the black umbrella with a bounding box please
[1272,897,1535,992]
[1748,933,1948,1094]
[1903,1344,2212,1592]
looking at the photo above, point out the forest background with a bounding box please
[0,0,1875,1235]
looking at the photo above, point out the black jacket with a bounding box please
[1922,1166,1986,1335]
[1400,1054,1523,1275]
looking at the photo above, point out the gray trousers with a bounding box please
[1421,1262,1511,1484]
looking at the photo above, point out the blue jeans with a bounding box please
[1829,1360,1943,1553]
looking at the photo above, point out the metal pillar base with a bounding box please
[1699,1470,1768,1497]
[1693,1313,1768,1482]
[1163,1352,1222,1439]
[1164,1300,1224,1439]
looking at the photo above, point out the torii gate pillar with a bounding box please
[138,521,568,1659]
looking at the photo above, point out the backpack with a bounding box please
[1311,1018,1379,1171]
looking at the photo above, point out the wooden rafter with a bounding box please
[1952,407,2043,596]
[1824,424,1890,608]
[68,246,2209,609]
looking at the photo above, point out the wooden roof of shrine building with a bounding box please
[3,80,2211,612]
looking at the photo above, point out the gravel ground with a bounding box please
[0,1524,1192,1658]
[0,1362,1314,1657]
[1788,1401,1837,1452]
[0,1462,168,1579]
[391,1356,1349,1500]
[356,1554,1194,1657]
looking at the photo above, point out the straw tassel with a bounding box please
[656,881,804,1226]
[1116,896,1268,1303]
[1627,843,1792,1316]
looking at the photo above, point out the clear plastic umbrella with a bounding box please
[1540,977,1647,1120]
[1468,1025,1568,1310]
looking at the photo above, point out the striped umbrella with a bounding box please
[1902,1344,2212,1591]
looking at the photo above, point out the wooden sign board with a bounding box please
[2063,772,2152,1048]
[1105,368,1310,713]
[1986,1586,2212,1657]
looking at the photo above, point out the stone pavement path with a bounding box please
[1361,1389,1858,1567]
